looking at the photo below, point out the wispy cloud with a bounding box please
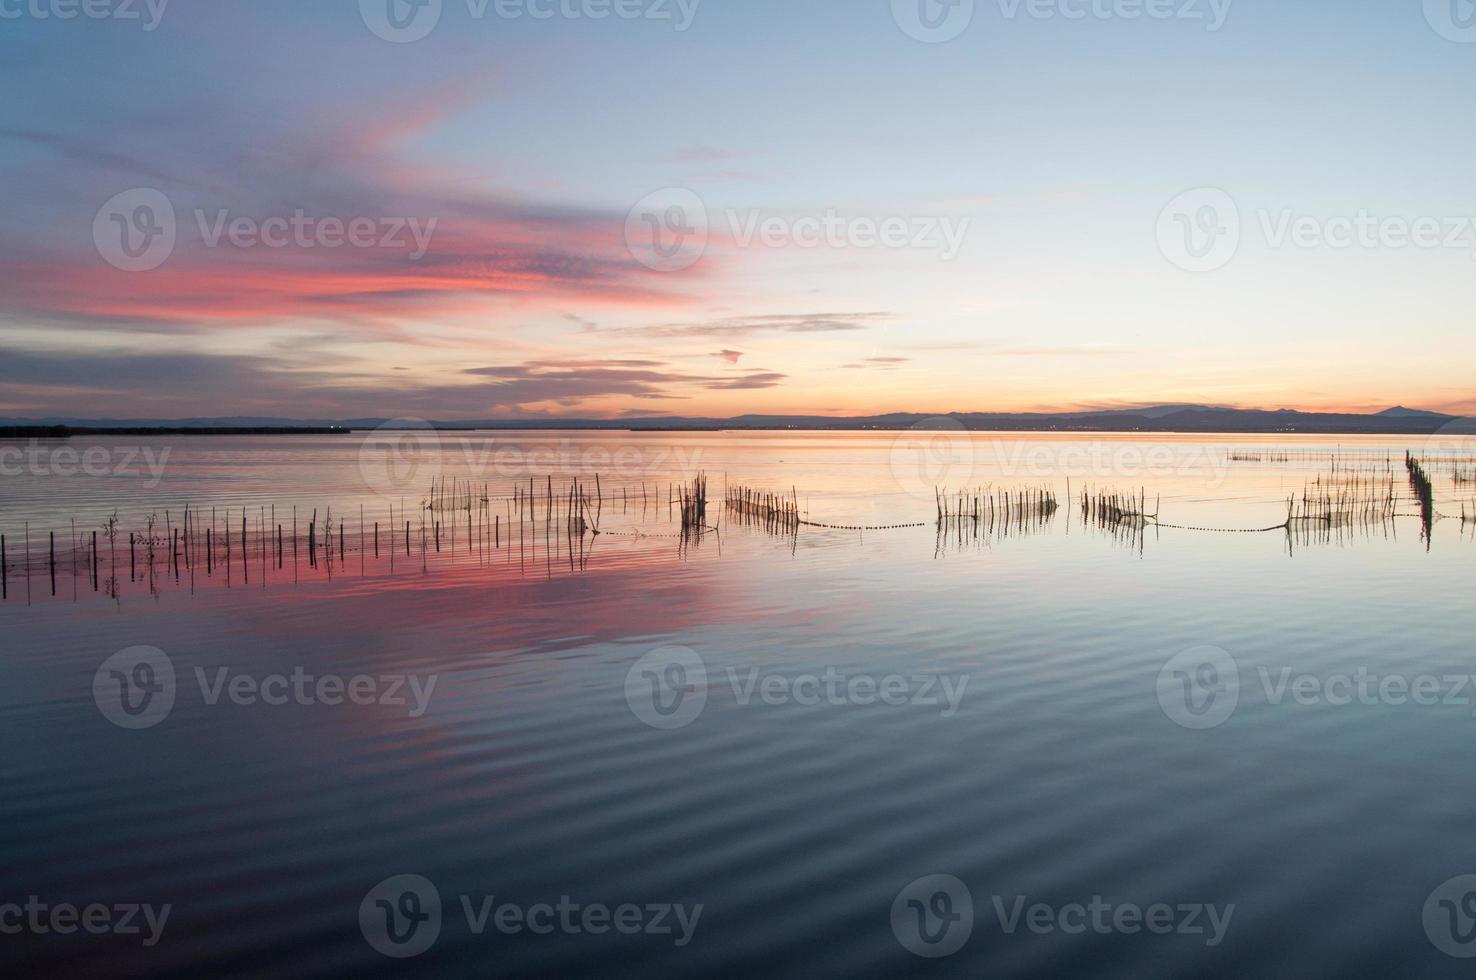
[463,358,788,406]
[0,86,704,331]
[627,312,892,340]
[671,145,739,163]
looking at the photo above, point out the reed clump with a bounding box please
[932,485,1060,552]
[726,484,799,533]
[1407,452,1436,541]
[937,486,1059,527]
[678,473,709,533]
[1286,473,1396,528]
[1080,487,1155,528]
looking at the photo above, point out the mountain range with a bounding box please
[1,406,1470,435]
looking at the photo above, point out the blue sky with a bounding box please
[1,0,1472,418]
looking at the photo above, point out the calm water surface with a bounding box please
[1,431,1474,978]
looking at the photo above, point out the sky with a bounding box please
[1,0,1473,420]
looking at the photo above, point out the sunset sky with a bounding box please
[2,0,1473,420]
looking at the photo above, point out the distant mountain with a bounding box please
[0,406,1468,435]
[1060,404,1222,419]
[1375,406,1449,419]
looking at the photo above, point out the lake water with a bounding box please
[1,430,1474,978]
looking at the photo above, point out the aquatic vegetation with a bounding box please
[1407,453,1435,544]
[726,484,800,533]
[937,486,1059,527]
[1286,473,1397,529]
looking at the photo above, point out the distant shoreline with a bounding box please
[0,426,351,438]
[2,406,1473,439]
[0,422,1469,438]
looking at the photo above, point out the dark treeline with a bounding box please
[0,426,346,438]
